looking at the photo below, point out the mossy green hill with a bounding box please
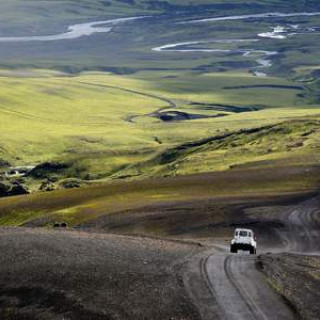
[0,0,319,227]
[0,70,319,186]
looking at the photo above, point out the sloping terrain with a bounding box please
[0,165,319,228]
[0,0,320,189]
[1,70,320,191]
[0,1,319,319]
[259,254,320,320]
[0,181,319,320]
[118,118,320,177]
[0,228,201,320]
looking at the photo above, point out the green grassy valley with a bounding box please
[1,70,320,183]
[0,3,320,320]
[0,0,319,226]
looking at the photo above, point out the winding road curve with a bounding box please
[185,195,320,320]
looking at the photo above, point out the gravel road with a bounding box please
[184,195,320,320]
[0,194,319,319]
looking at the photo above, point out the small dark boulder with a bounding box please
[0,182,10,197]
[0,181,29,197]
[9,183,29,196]
[58,178,82,189]
[287,141,304,149]
[39,180,55,192]
[28,161,71,179]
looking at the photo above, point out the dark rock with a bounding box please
[152,111,226,122]
[0,182,11,197]
[0,181,29,197]
[58,178,82,189]
[39,180,55,192]
[287,141,304,149]
[28,162,70,179]
[9,183,29,196]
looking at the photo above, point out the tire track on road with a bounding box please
[201,253,296,320]
[223,255,268,320]
[185,195,320,320]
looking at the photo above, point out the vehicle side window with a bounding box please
[249,232,252,237]
[235,231,238,236]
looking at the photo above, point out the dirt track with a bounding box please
[0,193,319,319]
[183,195,320,320]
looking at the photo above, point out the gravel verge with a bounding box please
[258,253,320,320]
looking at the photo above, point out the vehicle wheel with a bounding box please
[250,247,256,255]
[230,245,237,253]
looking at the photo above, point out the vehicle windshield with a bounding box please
[239,231,248,237]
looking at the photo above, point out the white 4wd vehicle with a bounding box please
[230,228,257,254]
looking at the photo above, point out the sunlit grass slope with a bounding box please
[0,69,320,181]
[0,165,318,227]
[0,71,166,171]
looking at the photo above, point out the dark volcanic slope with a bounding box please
[0,228,200,320]
[259,253,320,320]
[80,192,315,241]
